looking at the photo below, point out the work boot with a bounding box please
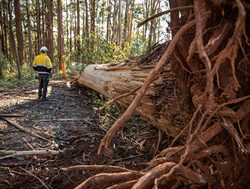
[42,96,48,101]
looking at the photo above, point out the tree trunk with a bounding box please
[84,0,89,38]
[106,0,111,42]
[14,0,24,65]
[69,0,73,53]
[8,1,21,79]
[76,0,80,54]
[26,0,33,65]
[0,3,8,60]
[76,60,189,137]
[111,0,118,44]
[36,0,41,53]
[57,0,65,78]
[122,0,130,48]
[0,23,3,77]
[127,0,134,44]
[42,0,46,46]
[90,0,96,35]
[45,0,54,64]
[118,0,122,46]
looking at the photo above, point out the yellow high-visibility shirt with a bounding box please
[32,53,52,74]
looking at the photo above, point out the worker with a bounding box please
[32,46,52,100]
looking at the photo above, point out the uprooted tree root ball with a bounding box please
[68,0,250,188]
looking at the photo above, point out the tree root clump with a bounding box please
[68,0,250,188]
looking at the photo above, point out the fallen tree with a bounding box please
[70,0,250,188]
[76,44,190,137]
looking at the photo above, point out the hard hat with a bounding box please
[40,46,48,52]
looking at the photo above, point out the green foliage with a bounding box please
[0,58,36,90]
[124,32,148,57]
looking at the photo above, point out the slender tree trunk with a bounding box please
[168,0,179,36]
[85,0,89,38]
[3,7,9,59]
[45,0,54,64]
[106,0,111,42]
[143,0,149,41]
[122,0,129,48]
[127,0,134,44]
[148,0,159,48]
[57,0,65,78]
[0,4,3,58]
[76,0,80,54]
[26,0,33,65]
[0,16,3,77]
[74,1,77,52]
[14,0,24,65]
[8,1,21,79]
[118,0,122,46]
[90,0,96,35]
[69,1,72,53]
[36,0,41,53]
[66,0,69,50]
[90,0,96,53]
[82,1,85,45]
[42,0,46,46]
[112,0,118,44]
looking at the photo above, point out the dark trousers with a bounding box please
[38,74,50,98]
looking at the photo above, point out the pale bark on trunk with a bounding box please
[77,62,188,136]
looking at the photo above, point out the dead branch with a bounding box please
[0,149,60,160]
[1,118,50,141]
[61,165,133,173]
[137,5,193,28]
[20,167,50,189]
[0,114,25,117]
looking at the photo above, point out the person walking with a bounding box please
[32,46,52,100]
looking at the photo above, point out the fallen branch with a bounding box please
[61,165,133,173]
[0,114,25,118]
[1,118,50,141]
[37,118,95,126]
[0,149,60,160]
[137,5,193,28]
[20,167,50,189]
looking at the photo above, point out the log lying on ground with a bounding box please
[77,57,190,137]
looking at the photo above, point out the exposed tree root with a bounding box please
[61,165,133,173]
[74,171,143,189]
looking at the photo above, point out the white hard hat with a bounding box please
[40,46,48,52]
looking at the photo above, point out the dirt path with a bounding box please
[0,80,151,189]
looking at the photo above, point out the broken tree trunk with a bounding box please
[77,52,190,137]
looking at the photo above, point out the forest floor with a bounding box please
[0,80,157,189]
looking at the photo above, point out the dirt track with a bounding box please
[0,80,152,189]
